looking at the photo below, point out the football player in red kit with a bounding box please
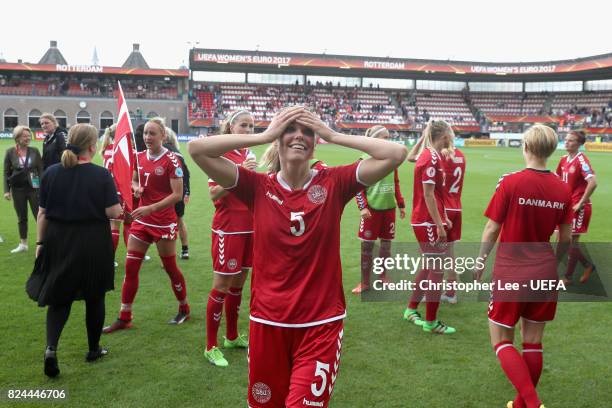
[204,110,257,367]
[189,106,407,408]
[555,130,598,284]
[475,125,572,408]
[403,120,456,334]
[103,117,190,333]
[407,130,466,304]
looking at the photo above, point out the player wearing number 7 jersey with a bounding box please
[189,106,407,408]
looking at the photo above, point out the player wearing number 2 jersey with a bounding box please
[189,106,407,408]
[103,118,190,334]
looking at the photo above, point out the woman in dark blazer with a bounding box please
[39,113,68,170]
[3,126,43,253]
[27,123,122,378]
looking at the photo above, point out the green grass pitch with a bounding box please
[0,140,610,407]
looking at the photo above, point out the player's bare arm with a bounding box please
[189,107,304,187]
[474,218,502,281]
[574,175,597,211]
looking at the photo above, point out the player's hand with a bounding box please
[261,106,305,143]
[3,192,11,201]
[360,208,372,219]
[435,223,447,247]
[242,158,258,171]
[473,265,485,282]
[184,195,190,205]
[295,110,336,143]
[572,202,584,212]
[399,208,406,219]
[445,215,453,230]
[131,205,152,220]
[35,244,42,258]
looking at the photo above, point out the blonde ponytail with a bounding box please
[260,141,281,173]
[61,124,98,168]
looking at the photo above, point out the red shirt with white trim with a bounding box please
[555,152,595,205]
[210,149,254,233]
[136,148,183,226]
[485,169,573,243]
[442,149,466,211]
[411,147,446,225]
[228,161,365,326]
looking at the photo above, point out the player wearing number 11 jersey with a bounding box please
[188,107,407,408]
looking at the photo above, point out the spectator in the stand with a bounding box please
[40,113,68,170]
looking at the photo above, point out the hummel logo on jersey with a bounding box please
[266,191,283,205]
[303,398,323,407]
[518,197,565,209]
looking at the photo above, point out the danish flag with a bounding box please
[112,82,136,213]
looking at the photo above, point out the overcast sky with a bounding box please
[4,0,610,69]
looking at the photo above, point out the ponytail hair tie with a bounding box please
[66,144,80,154]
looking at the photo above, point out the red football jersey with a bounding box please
[228,161,365,326]
[103,144,114,171]
[135,148,183,226]
[485,169,573,242]
[411,147,446,226]
[555,152,595,205]
[442,149,466,211]
[210,149,254,233]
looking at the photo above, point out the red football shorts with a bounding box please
[488,300,557,328]
[358,208,396,241]
[412,225,449,255]
[211,232,253,275]
[446,210,462,243]
[130,220,177,244]
[572,204,591,234]
[248,319,344,408]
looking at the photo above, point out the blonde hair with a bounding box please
[365,125,388,138]
[164,126,180,151]
[12,126,32,142]
[261,141,281,173]
[61,124,98,168]
[219,110,252,135]
[523,124,558,159]
[40,113,59,128]
[100,124,117,153]
[419,119,454,156]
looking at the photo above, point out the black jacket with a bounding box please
[42,127,68,170]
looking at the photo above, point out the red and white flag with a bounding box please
[112,82,136,213]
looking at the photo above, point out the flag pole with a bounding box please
[117,80,141,189]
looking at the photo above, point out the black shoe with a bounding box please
[44,348,60,378]
[168,311,190,325]
[86,347,109,362]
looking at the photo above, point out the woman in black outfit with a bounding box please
[3,126,43,253]
[39,113,68,170]
[28,124,122,377]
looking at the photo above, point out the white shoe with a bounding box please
[10,243,28,253]
[144,255,151,261]
[441,294,458,304]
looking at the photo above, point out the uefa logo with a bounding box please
[252,382,272,404]
[426,167,436,178]
[307,185,327,205]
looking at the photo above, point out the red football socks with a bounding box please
[408,268,429,310]
[206,289,226,350]
[160,254,188,303]
[513,343,544,408]
[120,250,145,321]
[225,286,243,340]
[495,341,541,408]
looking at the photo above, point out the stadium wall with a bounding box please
[0,95,188,133]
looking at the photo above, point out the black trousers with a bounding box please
[46,295,106,352]
[11,187,38,240]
